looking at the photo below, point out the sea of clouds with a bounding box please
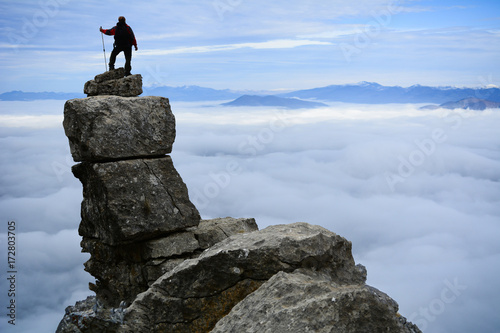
[0,99,499,332]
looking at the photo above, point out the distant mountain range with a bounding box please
[221,95,327,109]
[420,97,500,111]
[279,82,500,104]
[0,87,239,102]
[2,82,500,104]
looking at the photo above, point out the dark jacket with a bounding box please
[102,22,137,48]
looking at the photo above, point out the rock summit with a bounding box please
[84,67,143,97]
[57,71,422,333]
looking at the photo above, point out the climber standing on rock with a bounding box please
[100,16,138,76]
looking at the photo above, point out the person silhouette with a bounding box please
[100,16,138,76]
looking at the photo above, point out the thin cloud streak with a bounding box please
[139,39,333,56]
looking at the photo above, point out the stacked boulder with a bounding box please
[57,70,421,333]
[83,68,143,97]
[58,70,257,323]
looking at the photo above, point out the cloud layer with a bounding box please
[1,100,499,332]
[171,101,500,333]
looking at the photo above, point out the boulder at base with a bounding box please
[118,223,369,332]
[211,270,421,333]
[56,222,422,333]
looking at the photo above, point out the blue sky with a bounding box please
[1,0,499,92]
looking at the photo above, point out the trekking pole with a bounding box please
[101,28,107,72]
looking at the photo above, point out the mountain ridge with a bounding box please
[279,82,500,104]
[221,94,328,109]
[420,97,500,110]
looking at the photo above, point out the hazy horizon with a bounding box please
[2,80,500,95]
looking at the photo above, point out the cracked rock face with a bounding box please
[64,96,175,162]
[80,217,258,308]
[73,156,200,245]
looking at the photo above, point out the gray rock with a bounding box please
[94,68,126,83]
[143,217,259,260]
[211,270,422,333]
[57,221,421,333]
[119,223,366,332]
[79,217,258,308]
[57,78,421,333]
[84,70,143,97]
[189,217,259,249]
[63,96,175,162]
[81,238,147,308]
[56,296,125,333]
[143,217,259,286]
[143,231,199,260]
[73,156,200,245]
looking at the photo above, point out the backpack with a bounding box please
[114,23,131,47]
